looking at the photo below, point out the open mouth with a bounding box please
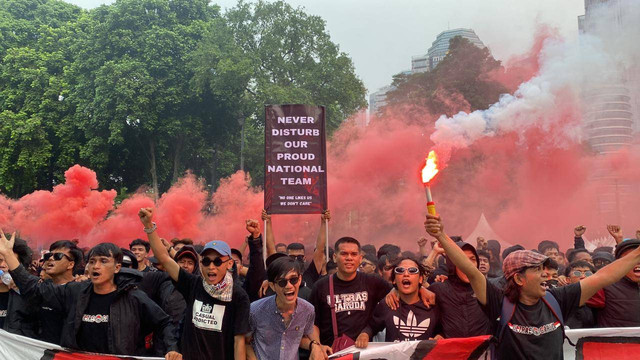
[206,272,217,282]
[283,289,296,300]
[400,279,412,289]
[91,271,101,280]
[633,266,640,276]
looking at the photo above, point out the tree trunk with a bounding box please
[149,139,159,201]
[210,147,217,192]
[239,117,246,172]
[172,136,183,183]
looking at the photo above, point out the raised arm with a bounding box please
[0,231,67,311]
[579,244,640,306]
[138,208,181,282]
[574,226,586,249]
[262,210,276,256]
[607,225,624,245]
[311,210,330,274]
[424,214,487,305]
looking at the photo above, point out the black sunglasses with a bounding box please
[201,257,227,267]
[43,252,72,262]
[289,255,304,262]
[394,267,420,274]
[275,275,300,288]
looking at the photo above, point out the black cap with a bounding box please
[266,252,288,268]
[614,239,640,259]
[592,251,614,263]
[455,241,480,268]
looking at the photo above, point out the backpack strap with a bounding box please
[498,296,517,342]
[329,274,339,340]
[541,291,575,347]
[541,291,564,325]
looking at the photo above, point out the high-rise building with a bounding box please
[410,28,486,74]
[579,0,639,221]
[411,54,429,73]
[427,28,485,70]
[369,85,394,116]
[579,0,636,153]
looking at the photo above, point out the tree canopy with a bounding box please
[0,0,366,198]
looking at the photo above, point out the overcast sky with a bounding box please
[66,0,586,97]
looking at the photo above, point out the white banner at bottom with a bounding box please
[328,328,640,360]
[0,329,162,360]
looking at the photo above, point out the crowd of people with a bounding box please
[0,209,639,360]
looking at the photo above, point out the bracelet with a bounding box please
[309,340,319,351]
[143,222,157,234]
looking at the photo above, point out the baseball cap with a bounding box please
[614,239,640,259]
[503,250,548,280]
[201,240,232,257]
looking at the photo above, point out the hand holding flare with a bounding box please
[421,151,439,215]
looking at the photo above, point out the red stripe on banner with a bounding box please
[422,335,492,360]
[580,342,640,359]
[331,354,357,360]
[42,350,138,360]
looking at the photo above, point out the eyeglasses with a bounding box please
[43,252,72,262]
[572,270,593,277]
[289,255,305,262]
[275,276,300,288]
[201,257,227,267]
[394,267,420,274]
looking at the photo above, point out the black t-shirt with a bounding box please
[309,272,392,345]
[303,261,321,287]
[174,268,251,360]
[0,291,8,329]
[483,279,581,360]
[77,290,117,354]
[39,304,65,344]
[366,298,440,342]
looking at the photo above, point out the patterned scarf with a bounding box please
[202,271,233,302]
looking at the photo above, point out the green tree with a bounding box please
[385,36,507,117]
[67,0,220,197]
[192,0,367,185]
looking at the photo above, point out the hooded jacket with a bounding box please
[10,264,178,355]
[428,242,493,338]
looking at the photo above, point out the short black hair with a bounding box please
[377,254,393,272]
[477,249,491,260]
[391,255,426,283]
[502,244,525,260]
[363,253,377,265]
[275,242,287,251]
[334,237,360,252]
[567,248,591,263]
[12,238,33,268]
[377,244,400,259]
[230,248,242,261]
[565,260,595,276]
[361,244,376,257]
[129,239,150,252]
[267,256,304,283]
[287,243,305,252]
[171,238,193,246]
[50,240,84,274]
[87,243,123,264]
[544,258,559,271]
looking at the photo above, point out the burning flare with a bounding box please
[421,151,439,184]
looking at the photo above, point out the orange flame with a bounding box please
[421,151,439,184]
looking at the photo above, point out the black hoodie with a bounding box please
[10,264,178,356]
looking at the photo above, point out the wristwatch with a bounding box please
[309,340,319,351]
[143,222,157,234]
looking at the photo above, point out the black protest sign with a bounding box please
[264,104,328,214]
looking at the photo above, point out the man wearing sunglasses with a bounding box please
[563,260,595,329]
[356,256,441,348]
[139,208,251,360]
[39,240,84,344]
[247,256,331,360]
